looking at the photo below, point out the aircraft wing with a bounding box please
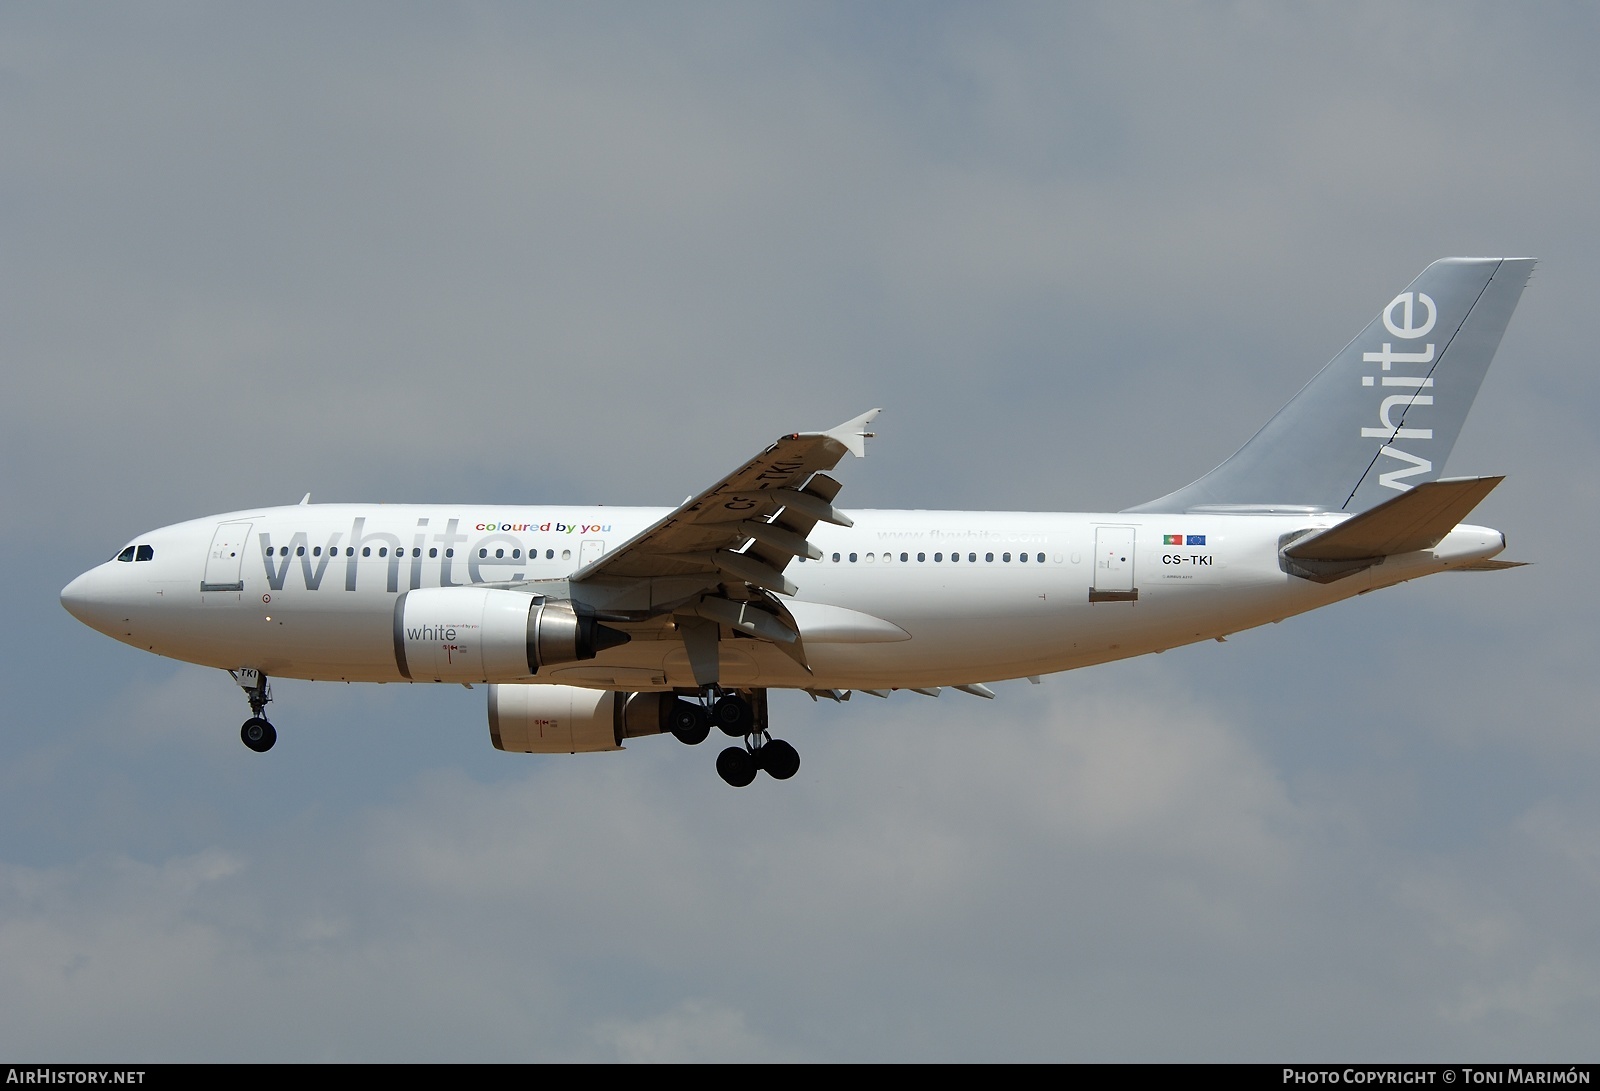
[570,410,880,606]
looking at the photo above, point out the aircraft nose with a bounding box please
[60,570,95,624]
[61,568,122,636]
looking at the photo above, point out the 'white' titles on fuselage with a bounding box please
[1361,291,1436,491]
[257,517,611,593]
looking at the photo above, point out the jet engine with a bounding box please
[393,587,628,683]
[488,684,671,753]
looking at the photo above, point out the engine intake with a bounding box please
[488,685,671,753]
[393,587,629,682]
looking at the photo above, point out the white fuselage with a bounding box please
[60,503,1505,691]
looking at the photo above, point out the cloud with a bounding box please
[589,1000,801,1063]
[6,670,1597,1060]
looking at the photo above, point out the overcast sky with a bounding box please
[4,2,1599,1062]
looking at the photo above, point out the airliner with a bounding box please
[61,258,1533,786]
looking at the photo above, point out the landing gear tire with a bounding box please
[231,669,277,753]
[241,717,277,753]
[712,693,753,736]
[668,699,711,745]
[761,739,800,780]
[716,746,757,787]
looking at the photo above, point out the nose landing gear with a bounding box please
[230,669,277,753]
[241,716,276,753]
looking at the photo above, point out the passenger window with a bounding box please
[900,552,909,562]
[1003,552,1011,562]
[849,553,857,563]
[445,549,454,558]
[413,548,421,558]
[832,552,841,563]
[362,547,371,557]
[512,549,521,559]
[561,549,571,560]
[1036,553,1045,563]
[917,552,926,562]
[495,549,504,559]
[479,549,487,558]
[379,548,388,557]
[429,548,438,558]
[313,546,321,557]
[296,546,306,557]
[346,547,355,557]
[934,553,943,562]
[1020,552,1029,562]
[545,549,554,560]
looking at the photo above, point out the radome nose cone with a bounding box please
[61,569,120,636]
[60,571,94,624]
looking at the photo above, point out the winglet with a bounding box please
[815,408,882,459]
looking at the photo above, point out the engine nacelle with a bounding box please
[488,684,671,753]
[393,587,628,683]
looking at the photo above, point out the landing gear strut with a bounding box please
[231,669,277,753]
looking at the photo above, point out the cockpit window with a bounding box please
[116,546,136,562]
[136,544,154,561]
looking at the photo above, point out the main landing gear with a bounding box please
[714,735,799,787]
[665,688,800,787]
[230,669,277,753]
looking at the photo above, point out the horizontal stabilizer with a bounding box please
[1451,558,1528,571]
[1285,476,1503,562]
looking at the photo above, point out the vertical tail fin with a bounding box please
[1127,257,1535,514]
